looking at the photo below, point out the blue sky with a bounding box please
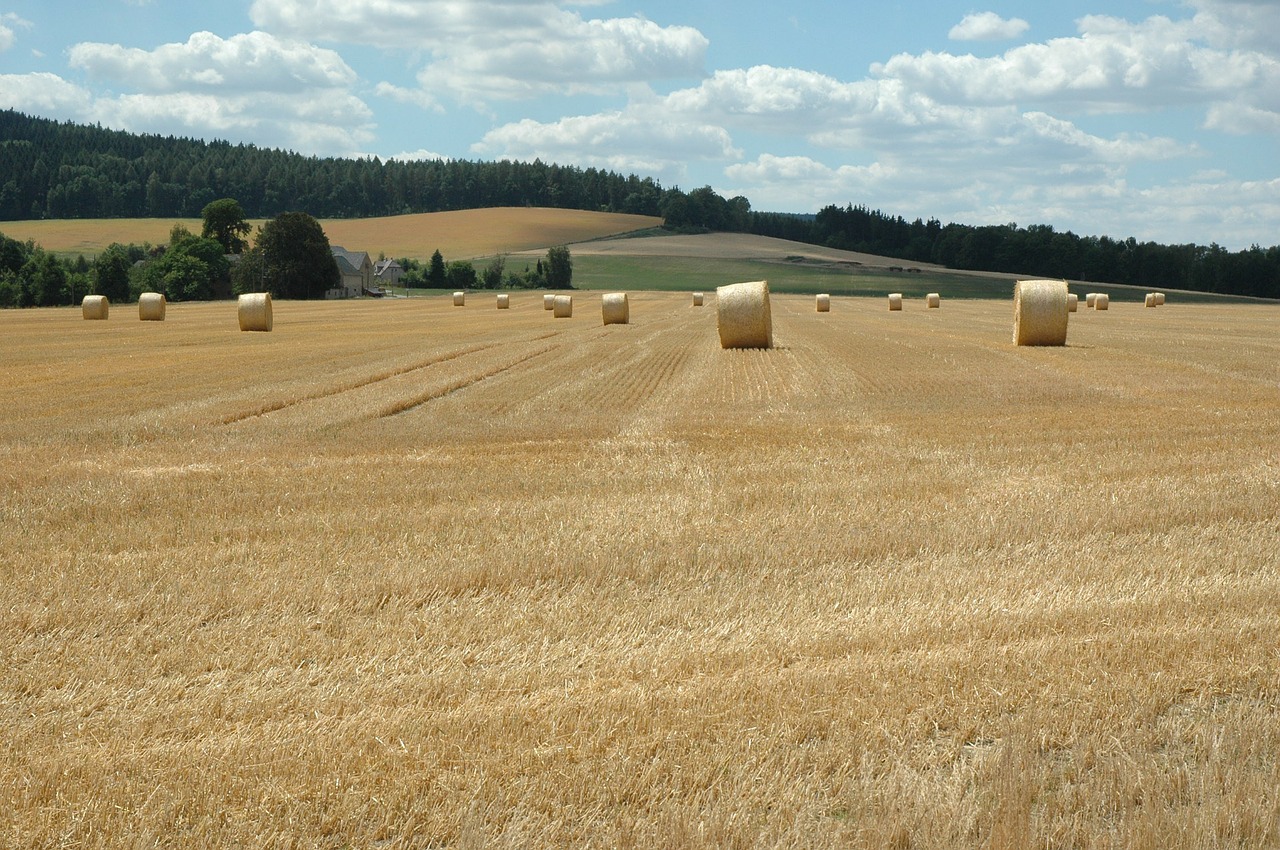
[1,0,1277,249]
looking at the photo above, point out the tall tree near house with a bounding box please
[253,211,340,299]
[428,249,446,288]
[544,245,572,289]
[93,243,134,304]
[201,198,252,255]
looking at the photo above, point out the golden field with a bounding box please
[2,292,1278,848]
[0,207,662,260]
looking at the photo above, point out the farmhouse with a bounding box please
[329,246,373,299]
[373,258,404,287]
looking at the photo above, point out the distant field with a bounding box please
[0,207,662,261]
[2,294,1278,847]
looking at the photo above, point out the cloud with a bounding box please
[0,72,94,116]
[472,111,739,183]
[42,30,375,155]
[69,31,356,94]
[1,13,32,52]
[389,148,450,162]
[876,14,1280,113]
[249,0,707,105]
[948,12,1030,42]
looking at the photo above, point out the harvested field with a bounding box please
[2,294,1279,848]
[0,208,662,261]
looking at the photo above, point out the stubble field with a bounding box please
[2,291,1278,848]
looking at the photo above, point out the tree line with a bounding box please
[0,109,668,221]
[0,198,572,307]
[1,108,1275,299]
[747,205,1279,299]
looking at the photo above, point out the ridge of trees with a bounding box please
[1,109,1276,299]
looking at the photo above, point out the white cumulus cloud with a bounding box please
[249,0,707,105]
[472,111,739,183]
[948,12,1030,41]
[0,72,94,117]
[69,31,356,94]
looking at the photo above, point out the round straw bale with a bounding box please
[1013,279,1069,346]
[1154,292,1165,305]
[553,294,573,318]
[138,291,166,321]
[926,292,941,308]
[601,292,629,325]
[1095,293,1110,311]
[888,293,903,311]
[716,280,772,349]
[1145,293,1156,307]
[496,293,510,309]
[692,292,704,307]
[81,294,109,320]
[238,292,273,332]
[1086,293,1098,308]
[453,291,465,306]
[816,293,831,312]
[543,293,556,311]
[1067,293,1078,312]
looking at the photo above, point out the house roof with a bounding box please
[331,246,371,274]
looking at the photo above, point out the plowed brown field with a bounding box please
[2,293,1278,848]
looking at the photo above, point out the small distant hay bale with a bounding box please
[602,292,629,325]
[888,293,903,311]
[1086,293,1098,308]
[543,293,556,311]
[716,280,772,349]
[816,293,831,312]
[692,292,704,307]
[926,292,941,308]
[553,294,573,318]
[1095,293,1110,311]
[496,293,510,309]
[82,294,109,320]
[1067,293,1078,312]
[1145,293,1156,307]
[1154,292,1166,305]
[138,292,166,321]
[453,291,465,306]
[1013,279,1069,346]
[238,292,273,332]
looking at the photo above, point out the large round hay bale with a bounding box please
[1067,293,1078,312]
[1085,293,1098,308]
[1095,293,1110,311]
[453,291,465,306]
[1145,293,1156,307]
[138,292,166,321]
[926,292,941,308]
[238,292,273,332]
[1154,292,1165,305]
[543,293,556,311]
[716,280,772,349]
[692,292,704,307]
[1013,279,1069,346]
[816,293,830,312]
[496,293,510,309]
[601,292,629,325]
[82,294,109,320]
[553,294,573,318]
[888,293,903,311]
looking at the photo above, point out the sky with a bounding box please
[1,0,1277,250]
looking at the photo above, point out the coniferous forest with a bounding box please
[1,108,1277,300]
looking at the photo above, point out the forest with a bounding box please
[1,109,1276,300]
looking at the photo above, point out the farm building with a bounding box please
[329,246,373,299]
